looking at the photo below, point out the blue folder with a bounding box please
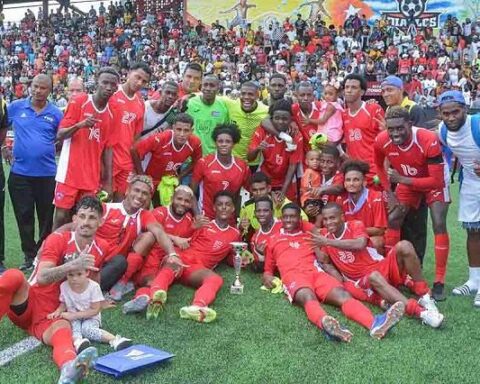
[94,345,174,378]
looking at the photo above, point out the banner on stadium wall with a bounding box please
[186,0,480,28]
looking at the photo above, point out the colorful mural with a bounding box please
[186,0,480,28]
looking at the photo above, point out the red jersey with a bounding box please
[341,189,387,229]
[29,231,106,314]
[292,102,323,153]
[56,93,113,191]
[373,127,446,192]
[179,221,240,269]
[343,102,384,183]
[192,154,250,219]
[109,88,145,171]
[320,221,382,280]
[264,229,320,280]
[249,126,303,188]
[135,130,202,188]
[97,203,156,261]
[250,220,283,262]
[152,206,195,238]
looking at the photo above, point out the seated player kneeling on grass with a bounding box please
[312,203,444,328]
[263,203,405,342]
[127,190,242,323]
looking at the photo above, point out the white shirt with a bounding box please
[143,100,170,133]
[441,115,480,222]
[60,279,104,322]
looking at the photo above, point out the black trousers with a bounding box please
[402,201,428,265]
[100,254,127,292]
[0,167,4,263]
[8,172,55,262]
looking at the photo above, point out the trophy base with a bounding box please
[230,284,244,295]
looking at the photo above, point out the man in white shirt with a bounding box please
[438,91,480,307]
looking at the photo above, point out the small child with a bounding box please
[48,267,132,353]
[300,149,322,207]
[317,85,344,145]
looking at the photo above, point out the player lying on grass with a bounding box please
[312,203,444,328]
[0,196,112,384]
[263,203,405,342]
[125,190,242,323]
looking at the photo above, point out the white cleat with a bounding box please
[420,309,444,328]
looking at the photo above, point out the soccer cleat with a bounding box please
[474,292,480,308]
[179,305,217,323]
[109,281,129,301]
[369,301,405,340]
[432,282,446,302]
[124,281,135,295]
[57,346,98,384]
[109,335,132,351]
[123,295,149,315]
[19,260,33,272]
[146,290,168,320]
[452,283,477,296]
[321,315,353,343]
[420,309,444,328]
[73,338,91,354]
[418,293,439,313]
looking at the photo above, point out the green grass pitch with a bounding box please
[1,186,479,384]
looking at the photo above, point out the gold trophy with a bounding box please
[230,242,247,294]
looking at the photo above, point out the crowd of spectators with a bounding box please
[0,1,479,108]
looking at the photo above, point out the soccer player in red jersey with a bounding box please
[313,203,444,328]
[263,203,405,341]
[191,123,250,220]
[250,196,283,271]
[0,197,109,383]
[340,160,387,253]
[99,175,179,301]
[248,99,303,201]
[146,191,241,322]
[53,67,120,230]
[342,74,385,186]
[292,81,336,153]
[122,186,199,315]
[373,106,450,300]
[131,113,202,207]
[109,63,151,201]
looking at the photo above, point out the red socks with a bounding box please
[51,327,76,369]
[150,267,176,296]
[434,233,449,283]
[385,229,401,253]
[304,300,327,329]
[121,252,144,283]
[406,299,423,318]
[0,269,25,319]
[135,287,150,298]
[192,274,224,307]
[341,299,375,329]
[411,280,430,296]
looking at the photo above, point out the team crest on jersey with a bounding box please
[121,111,137,124]
[212,240,224,250]
[63,252,79,264]
[275,154,284,165]
[89,126,100,142]
[289,241,300,249]
[211,111,220,117]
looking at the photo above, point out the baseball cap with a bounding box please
[381,75,403,89]
[438,90,466,106]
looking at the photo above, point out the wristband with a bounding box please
[168,253,179,258]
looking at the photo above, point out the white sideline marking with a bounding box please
[0,336,42,366]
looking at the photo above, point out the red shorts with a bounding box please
[133,246,167,286]
[178,263,208,286]
[358,247,404,289]
[54,182,96,210]
[283,271,342,303]
[395,184,450,209]
[7,288,58,340]
[114,169,131,196]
